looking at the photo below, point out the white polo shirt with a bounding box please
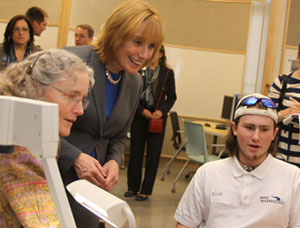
[174,154,300,228]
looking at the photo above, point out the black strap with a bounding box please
[154,69,170,110]
[277,74,288,112]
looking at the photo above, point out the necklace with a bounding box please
[105,70,121,85]
[241,164,255,172]
[238,159,256,172]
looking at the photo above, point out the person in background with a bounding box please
[0,49,94,228]
[60,0,164,227]
[125,45,176,201]
[0,15,42,71]
[174,93,300,228]
[25,6,48,37]
[268,42,300,168]
[75,24,94,46]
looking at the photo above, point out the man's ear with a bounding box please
[232,121,237,136]
[33,20,39,27]
[272,127,279,141]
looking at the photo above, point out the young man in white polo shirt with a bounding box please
[174,93,300,228]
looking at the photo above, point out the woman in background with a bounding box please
[0,15,41,71]
[0,49,94,227]
[125,45,177,201]
[268,42,300,168]
[61,0,164,227]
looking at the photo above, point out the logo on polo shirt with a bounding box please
[212,190,222,197]
[260,196,284,205]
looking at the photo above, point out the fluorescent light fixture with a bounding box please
[67,179,136,228]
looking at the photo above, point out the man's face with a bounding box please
[33,17,47,36]
[232,114,278,167]
[75,27,93,46]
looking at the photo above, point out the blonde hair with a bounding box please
[93,0,164,67]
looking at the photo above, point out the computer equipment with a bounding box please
[220,94,241,122]
[204,123,211,127]
[215,124,227,130]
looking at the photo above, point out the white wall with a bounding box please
[282,48,299,75]
[166,46,244,119]
[34,26,58,50]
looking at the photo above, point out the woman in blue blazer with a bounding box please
[59,0,165,227]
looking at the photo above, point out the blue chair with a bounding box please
[171,121,224,193]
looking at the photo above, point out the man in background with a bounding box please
[25,7,48,36]
[75,24,94,46]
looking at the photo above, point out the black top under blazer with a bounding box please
[136,65,177,118]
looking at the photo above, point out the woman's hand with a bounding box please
[142,109,154,119]
[278,102,300,122]
[290,102,300,114]
[73,153,107,187]
[153,110,163,119]
[102,160,119,192]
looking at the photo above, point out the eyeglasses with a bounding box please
[48,85,90,110]
[13,27,29,33]
[26,54,42,75]
[239,96,276,109]
[75,34,88,39]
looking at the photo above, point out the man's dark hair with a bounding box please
[25,7,48,24]
[76,24,94,38]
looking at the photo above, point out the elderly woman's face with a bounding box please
[113,21,157,74]
[12,19,30,46]
[42,71,89,136]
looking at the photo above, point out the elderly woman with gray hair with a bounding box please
[0,49,94,228]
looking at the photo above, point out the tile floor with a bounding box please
[107,158,198,228]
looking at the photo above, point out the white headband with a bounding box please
[234,93,278,123]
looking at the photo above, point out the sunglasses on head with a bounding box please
[239,96,276,109]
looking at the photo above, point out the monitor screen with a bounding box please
[221,94,241,121]
[221,95,233,120]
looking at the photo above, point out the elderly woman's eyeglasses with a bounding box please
[48,85,90,110]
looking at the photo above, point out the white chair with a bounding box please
[171,121,224,193]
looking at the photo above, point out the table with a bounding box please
[192,120,229,154]
[193,120,229,137]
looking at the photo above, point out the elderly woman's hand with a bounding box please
[73,153,107,187]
